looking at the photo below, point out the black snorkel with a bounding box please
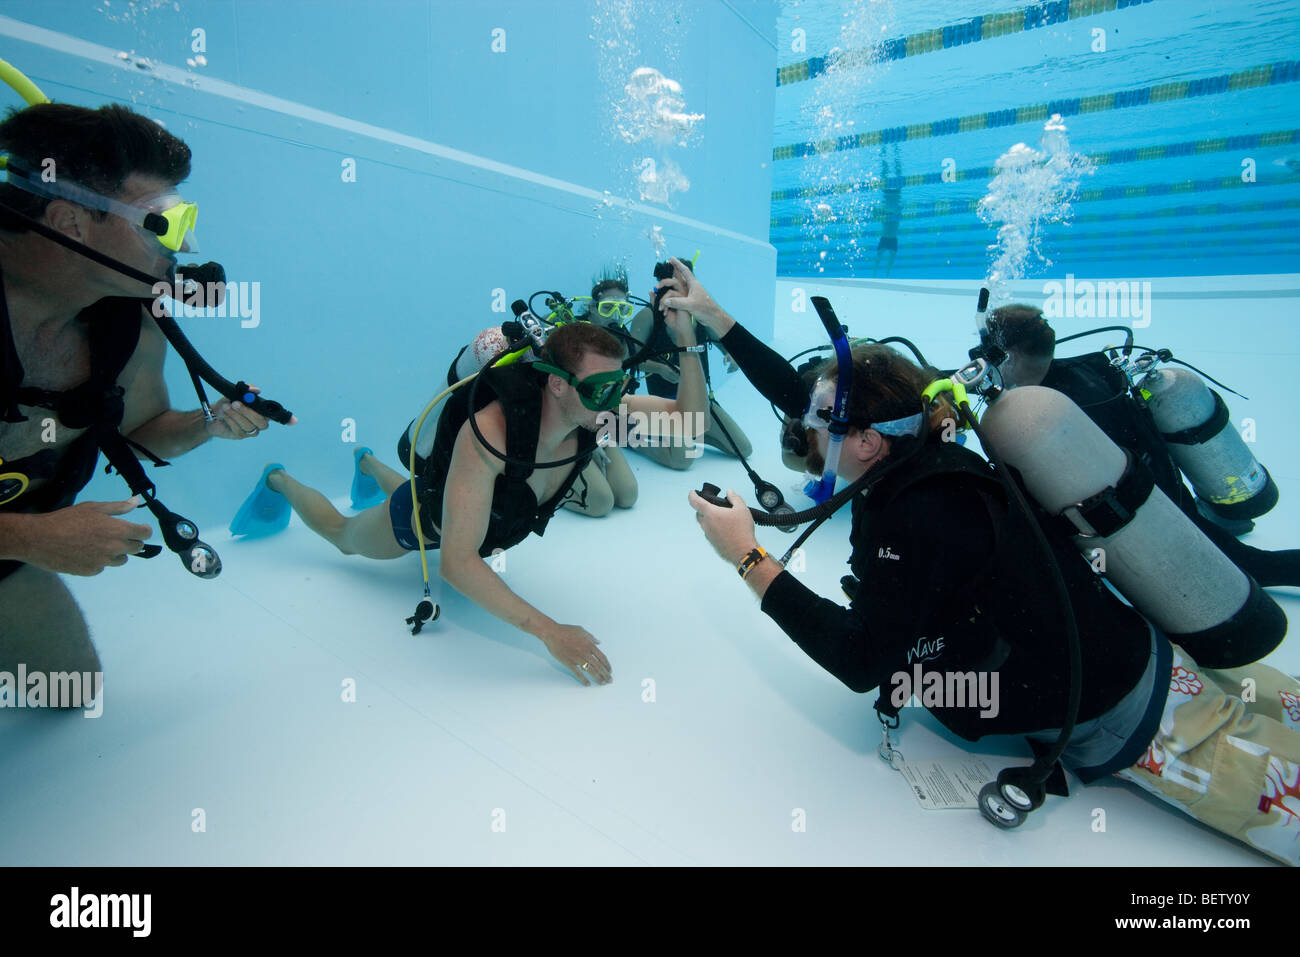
[967,287,1003,365]
[0,196,295,579]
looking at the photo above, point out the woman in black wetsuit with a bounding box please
[666,264,1300,865]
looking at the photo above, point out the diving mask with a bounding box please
[802,377,923,438]
[577,296,650,323]
[0,158,198,253]
[535,362,632,413]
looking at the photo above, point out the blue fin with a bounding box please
[350,446,385,510]
[229,463,290,537]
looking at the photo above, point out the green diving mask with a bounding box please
[0,157,198,253]
[534,362,632,413]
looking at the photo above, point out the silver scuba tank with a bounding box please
[980,385,1285,668]
[1138,367,1278,522]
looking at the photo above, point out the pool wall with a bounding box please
[0,1,778,525]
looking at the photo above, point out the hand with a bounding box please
[205,384,298,439]
[655,270,697,347]
[538,622,612,686]
[658,258,730,337]
[723,352,739,374]
[687,487,757,565]
[21,497,154,576]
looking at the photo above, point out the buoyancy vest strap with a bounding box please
[1053,449,1156,540]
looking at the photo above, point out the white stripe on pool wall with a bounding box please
[0,15,773,250]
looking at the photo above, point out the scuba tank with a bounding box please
[979,384,1286,669]
[1138,366,1279,523]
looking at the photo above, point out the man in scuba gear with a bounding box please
[240,269,708,686]
[990,304,1300,588]
[0,103,288,686]
[675,270,1300,864]
[585,266,753,470]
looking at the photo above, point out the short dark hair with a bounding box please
[0,102,192,232]
[989,304,1055,359]
[540,322,625,374]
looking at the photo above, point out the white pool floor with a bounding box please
[2,284,1297,866]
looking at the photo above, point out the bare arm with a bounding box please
[439,407,611,685]
[439,407,556,636]
[119,309,289,458]
[622,263,709,440]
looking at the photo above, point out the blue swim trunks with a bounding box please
[388,485,432,552]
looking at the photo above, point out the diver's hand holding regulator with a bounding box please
[658,257,731,338]
[16,496,153,576]
[653,264,700,346]
[688,486,759,565]
[203,384,296,439]
[536,621,612,687]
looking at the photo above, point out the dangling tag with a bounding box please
[895,758,997,810]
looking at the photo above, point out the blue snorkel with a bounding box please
[806,296,852,504]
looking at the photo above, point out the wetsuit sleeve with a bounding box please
[718,322,809,419]
[759,477,994,694]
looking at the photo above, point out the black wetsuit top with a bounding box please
[761,437,1156,740]
[397,355,595,557]
[718,322,1160,742]
[0,264,144,582]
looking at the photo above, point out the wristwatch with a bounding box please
[737,546,768,580]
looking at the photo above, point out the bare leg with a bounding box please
[358,450,408,496]
[628,440,693,471]
[0,565,101,709]
[704,404,752,459]
[602,446,637,508]
[562,459,614,517]
[267,469,407,559]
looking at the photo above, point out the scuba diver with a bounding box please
[548,269,638,518]
[583,264,753,470]
[988,304,1300,588]
[226,272,707,686]
[0,102,291,687]
[672,268,1299,865]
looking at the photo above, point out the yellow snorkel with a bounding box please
[0,65,46,508]
[0,57,50,106]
